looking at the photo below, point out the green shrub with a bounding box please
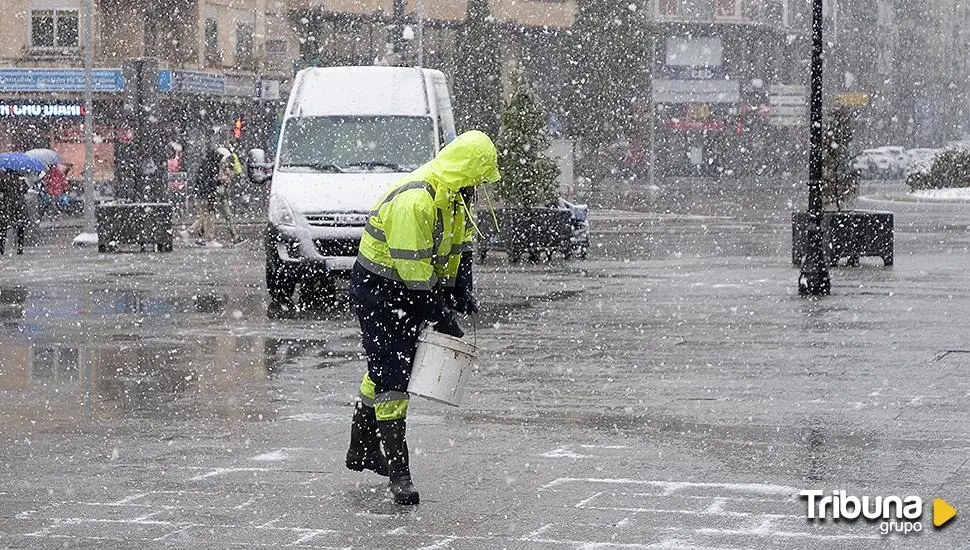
[495,82,560,207]
[905,170,931,191]
[822,107,860,211]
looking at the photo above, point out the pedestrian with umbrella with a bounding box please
[0,152,47,174]
[24,149,72,218]
[24,148,62,168]
[0,152,46,255]
[0,168,30,255]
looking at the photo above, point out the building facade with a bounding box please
[3,0,964,188]
[0,0,292,184]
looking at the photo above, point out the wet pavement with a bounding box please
[0,178,968,548]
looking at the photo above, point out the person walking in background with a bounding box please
[345,130,498,505]
[214,147,243,244]
[40,162,70,219]
[0,168,29,255]
[180,146,227,248]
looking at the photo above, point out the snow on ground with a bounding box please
[909,186,970,200]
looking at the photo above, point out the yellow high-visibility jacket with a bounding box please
[357,130,501,290]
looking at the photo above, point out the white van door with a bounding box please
[427,71,457,147]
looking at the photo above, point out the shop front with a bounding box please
[0,66,282,194]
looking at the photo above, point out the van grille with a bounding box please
[305,212,369,227]
[314,239,360,257]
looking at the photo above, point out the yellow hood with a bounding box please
[407,130,500,208]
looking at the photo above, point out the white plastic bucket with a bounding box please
[407,328,479,407]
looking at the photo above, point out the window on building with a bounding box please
[30,9,79,50]
[659,0,679,16]
[265,39,287,71]
[236,23,255,69]
[205,18,221,66]
[715,0,740,18]
[763,0,788,26]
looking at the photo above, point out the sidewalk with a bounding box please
[35,211,266,248]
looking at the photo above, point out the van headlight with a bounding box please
[268,194,297,226]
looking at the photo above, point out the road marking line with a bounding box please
[523,523,554,539]
[575,491,603,508]
[188,467,272,481]
[289,529,334,545]
[540,477,799,496]
[412,537,457,549]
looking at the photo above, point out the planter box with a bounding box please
[792,210,893,267]
[96,202,174,253]
[477,207,572,263]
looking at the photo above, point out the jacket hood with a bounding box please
[410,130,500,194]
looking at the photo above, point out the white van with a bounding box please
[264,66,456,308]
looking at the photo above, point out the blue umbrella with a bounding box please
[24,148,62,168]
[0,152,46,174]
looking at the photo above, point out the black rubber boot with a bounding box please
[380,419,420,505]
[345,402,388,476]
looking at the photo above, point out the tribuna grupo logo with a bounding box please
[800,490,957,535]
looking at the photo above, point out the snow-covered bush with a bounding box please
[821,106,860,211]
[906,149,970,191]
[495,81,560,207]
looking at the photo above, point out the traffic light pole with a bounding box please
[798,0,831,296]
[82,0,95,231]
[73,0,97,246]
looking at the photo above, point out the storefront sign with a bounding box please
[0,68,124,92]
[836,92,870,107]
[0,103,85,117]
[156,70,225,95]
[663,65,729,80]
[224,74,256,97]
[652,79,739,104]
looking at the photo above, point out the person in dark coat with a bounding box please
[0,168,29,255]
[180,146,228,247]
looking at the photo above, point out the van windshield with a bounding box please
[277,116,435,173]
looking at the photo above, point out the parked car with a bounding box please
[852,146,908,179]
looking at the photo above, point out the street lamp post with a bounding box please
[648,34,657,190]
[74,0,97,246]
[416,0,424,67]
[798,0,831,296]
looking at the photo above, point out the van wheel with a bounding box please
[266,254,296,312]
[299,275,339,311]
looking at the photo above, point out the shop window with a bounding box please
[235,23,255,70]
[30,9,79,51]
[205,18,221,66]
